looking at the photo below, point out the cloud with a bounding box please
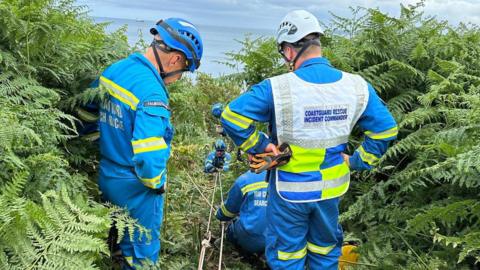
[77,0,480,29]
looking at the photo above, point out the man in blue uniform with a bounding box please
[216,170,268,254]
[221,10,398,270]
[97,18,203,268]
[204,139,231,173]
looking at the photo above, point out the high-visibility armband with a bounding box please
[132,137,168,154]
[221,106,254,129]
[357,145,379,166]
[365,126,398,140]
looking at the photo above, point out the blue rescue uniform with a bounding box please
[221,57,398,269]
[204,151,231,173]
[98,53,173,268]
[216,171,268,254]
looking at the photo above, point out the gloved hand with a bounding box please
[250,143,292,174]
[213,157,225,169]
[205,164,217,173]
[211,103,224,118]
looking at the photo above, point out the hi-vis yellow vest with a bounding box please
[271,72,369,203]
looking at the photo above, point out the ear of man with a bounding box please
[168,52,186,69]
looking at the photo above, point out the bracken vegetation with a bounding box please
[0,0,479,269]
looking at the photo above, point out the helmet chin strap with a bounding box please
[151,42,186,79]
[286,39,321,72]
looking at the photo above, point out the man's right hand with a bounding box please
[341,153,351,167]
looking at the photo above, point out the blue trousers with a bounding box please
[99,174,163,269]
[227,219,265,254]
[265,181,343,270]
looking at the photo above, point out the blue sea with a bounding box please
[94,17,272,77]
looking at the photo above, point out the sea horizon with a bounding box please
[93,16,273,77]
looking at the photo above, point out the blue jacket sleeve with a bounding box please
[221,79,273,154]
[349,84,398,171]
[76,79,101,141]
[223,153,231,171]
[76,102,100,141]
[216,181,243,221]
[131,94,171,189]
[204,152,215,172]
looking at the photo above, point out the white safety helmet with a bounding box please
[276,10,323,45]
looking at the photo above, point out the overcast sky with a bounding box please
[77,0,480,29]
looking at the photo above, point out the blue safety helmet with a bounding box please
[150,18,203,72]
[211,103,224,118]
[214,139,226,151]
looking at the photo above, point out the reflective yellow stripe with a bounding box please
[320,162,349,181]
[279,145,326,173]
[221,204,236,218]
[241,181,268,195]
[240,130,260,151]
[140,170,165,188]
[307,242,335,255]
[278,246,307,260]
[276,144,351,200]
[125,256,133,266]
[357,145,379,165]
[77,108,99,122]
[319,162,350,199]
[82,131,100,141]
[321,177,350,200]
[365,126,398,140]
[221,106,253,129]
[132,137,168,154]
[100,76,139,110]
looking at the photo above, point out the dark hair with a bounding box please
[291,33,321,49]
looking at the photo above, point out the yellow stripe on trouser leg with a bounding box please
[221,106,254,129]
[278,145,326,173]
[132,137,168,154]
[221,204,236,218]
[240,130,259,151]
[278,246,307,260]
[241,182,268,195]
[365,126,398,140]
[357,145,379,166]
[307,242,336,255]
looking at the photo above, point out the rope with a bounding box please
[218,172,224,201]
[218,222,225,270]
[206,173,217,233]
[197,172,218,270]
[196,171,227,270]
[187,173,216,211]
[217,172,225,270]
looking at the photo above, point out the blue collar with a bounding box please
[298,57,331,69]
[130,53,169,96]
